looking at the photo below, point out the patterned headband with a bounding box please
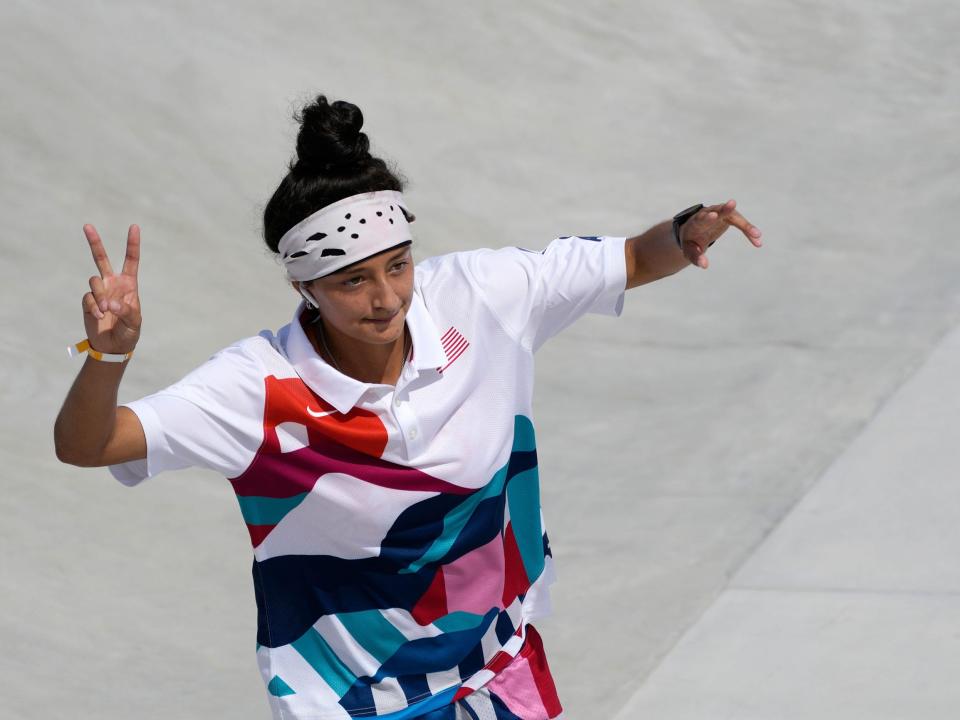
[278,190,415,281]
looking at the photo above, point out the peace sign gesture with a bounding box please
[679,199,763,269]
[81,224,142,355]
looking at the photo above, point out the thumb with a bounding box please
[111,297,141,333]
[685,243,709,269]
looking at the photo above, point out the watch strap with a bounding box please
[673,203,704,248]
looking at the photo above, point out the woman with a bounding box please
[55,95,762,720]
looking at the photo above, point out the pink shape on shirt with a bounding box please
[442,532,506,615]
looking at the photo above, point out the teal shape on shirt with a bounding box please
[511,414,537,453]
[507,464,545,583]
[335,609,410,665]
[433,611,487,634]
[236,492,309,526]
[290,626,358,697]
[267,675,296,697]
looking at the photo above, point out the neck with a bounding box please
[308,316,409,386]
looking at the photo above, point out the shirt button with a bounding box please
[408,429,418,440]
[394,396,401,407]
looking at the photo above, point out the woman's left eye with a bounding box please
[391,262,408,272]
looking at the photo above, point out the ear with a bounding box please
[292,280,320,309]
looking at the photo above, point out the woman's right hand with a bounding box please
[81,223,142,355]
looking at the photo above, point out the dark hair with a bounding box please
[262,95,406,254]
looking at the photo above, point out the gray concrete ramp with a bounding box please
[615,323,960,719]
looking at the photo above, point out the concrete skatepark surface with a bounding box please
[3,1,958,718]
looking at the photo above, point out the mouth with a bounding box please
[364,311,400,328]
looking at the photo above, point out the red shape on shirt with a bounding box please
[519,624,564,717]
[501,522,531,608]
[246,524,276,548]
[484,646,518,677]
[411,566,447,625]
[263,375,388,458]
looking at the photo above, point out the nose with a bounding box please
[369,273,401,312]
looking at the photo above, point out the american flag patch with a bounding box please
[439,327,470,373]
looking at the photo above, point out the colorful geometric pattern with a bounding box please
[231,374,553,718]
[416,625,563,719]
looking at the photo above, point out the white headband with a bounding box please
[278,190,415,282]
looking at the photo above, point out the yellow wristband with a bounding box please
[68,339,134,363]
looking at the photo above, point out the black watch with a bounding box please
[672,203,704,248]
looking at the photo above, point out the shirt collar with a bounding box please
[404,290,449,371]
[282,291,447,414]
[284,301,369,414]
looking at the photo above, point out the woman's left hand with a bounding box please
[680,199,762,269]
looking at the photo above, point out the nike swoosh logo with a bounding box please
[306,406,339,418]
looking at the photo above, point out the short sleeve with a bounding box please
[108,341,268,486]
[464,235,627,351]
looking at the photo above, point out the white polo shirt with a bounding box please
[110,234,627,720]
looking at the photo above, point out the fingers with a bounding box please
[699,199,733,221]
[122,224,140,277]
[700,200,734,228]
[691,200,764,250]
[82,291,103,320]
[83,224,114,277]
[84,288,140,326]
[88,275,108,315]
[726,215,763,247]
[716,199,763,247]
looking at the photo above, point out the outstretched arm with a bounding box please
[624,199,763,289]
[55,223,147,467]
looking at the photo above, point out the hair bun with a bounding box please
[293,95,371,174]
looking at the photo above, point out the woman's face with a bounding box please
[296,244,414,347]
